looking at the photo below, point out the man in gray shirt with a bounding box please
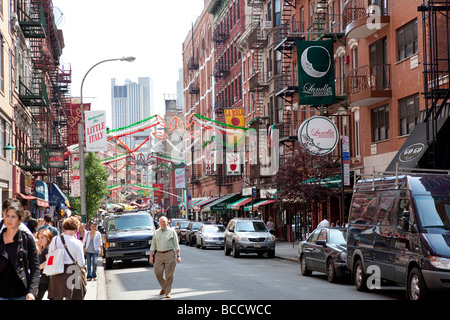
[149,216,180,298]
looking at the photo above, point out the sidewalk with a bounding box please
[85,259,107,300]
[85,240,299,300]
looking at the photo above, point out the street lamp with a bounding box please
[78,57,136,222]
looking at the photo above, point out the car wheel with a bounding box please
[224,242,231,256]
[201,240,206,249]
[326,258,337,283]
[354,259,368,292]
[407,267,430,300]
[232,242,240,258]
[268,250,275,259]
[300,254,311,276]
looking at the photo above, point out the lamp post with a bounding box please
[78,57,136,222]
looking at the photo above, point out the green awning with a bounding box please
[202,194,240,212]
[301,172,354,189]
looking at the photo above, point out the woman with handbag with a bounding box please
[47,216,86,300]
[0,201,40,300]
[83,222,103,281]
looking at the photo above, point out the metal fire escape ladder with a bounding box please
[418,0,450,169]
[273,0,298,141]
[247,0,269,116]
[213,22,230,118]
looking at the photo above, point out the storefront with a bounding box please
[49,182,70,222]
[201,193,240,223]
[33,180,49,218]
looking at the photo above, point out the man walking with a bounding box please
[38,214,59,236]
[149,216,181,298]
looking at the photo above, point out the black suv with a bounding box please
[100,211,155,269]
[185,221,204,246]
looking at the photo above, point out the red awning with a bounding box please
[17,193,37,201]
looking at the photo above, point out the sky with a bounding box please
[52,0,205,127]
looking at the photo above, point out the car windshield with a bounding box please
[178,221,190,228]
[107,215,154,231]
[236,221,268,232]
[203,225,225,233]
[192,222,203,230]
[328,229,347,245]
[414,195,450,229]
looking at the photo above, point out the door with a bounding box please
[310,229,327,270]
[372,192,397,281]
[310,229,328,271]
[392,197,415,284]
[370,37,388,89]
[303,229,320,269]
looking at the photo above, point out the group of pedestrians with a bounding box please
[0,198,102,300]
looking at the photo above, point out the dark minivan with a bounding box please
[101,211,155,269]
[347,174,450,300]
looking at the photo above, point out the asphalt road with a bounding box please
[103,244,406,301]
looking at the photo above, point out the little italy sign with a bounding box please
[298,116,339,156]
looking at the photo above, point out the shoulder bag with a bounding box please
[60,235,87,287]
[43,236,65,276]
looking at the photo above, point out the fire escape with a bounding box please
[16,0,70,185]
[246,0,270,183]
[418,0,450,169]
[212,21,230,118]
[187,29,200,186]
[247,0,269,114]
[274,0,344,144]
[274,0,298,143]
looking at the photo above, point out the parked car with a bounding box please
[224,218,275,258]
[347,174,450,300]
[298,227,349,282]
[174,220,190,244]
[170,218,187,228]
[196,224,226,249]
[100,211,155,269]
[185,221,204,246]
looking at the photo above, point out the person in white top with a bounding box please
[47,217,86,300]
[317,215,330,228]
[83,223,103,281]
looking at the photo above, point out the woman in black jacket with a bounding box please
[0,201,40,300]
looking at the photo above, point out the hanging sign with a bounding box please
[296,39,336,105]
[205,150,212,175]
[85,110,107,151]
[298,116,339,156]
[226,152,241,176]
[174,168,185,189]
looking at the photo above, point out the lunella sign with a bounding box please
[298,116,339,156]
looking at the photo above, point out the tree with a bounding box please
[69,152,109,222]
[274,145,340,239]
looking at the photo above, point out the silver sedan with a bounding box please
[196,224,226,249]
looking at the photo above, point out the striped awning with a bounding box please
[193,197,219,210]
[243,199,275,211]
[227,197,253,210]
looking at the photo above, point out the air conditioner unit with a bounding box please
[263,20,272,30]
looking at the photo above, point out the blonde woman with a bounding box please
[47,216,86,300]
[36,228,53,300]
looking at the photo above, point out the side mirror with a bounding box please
[316,239,326,246]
